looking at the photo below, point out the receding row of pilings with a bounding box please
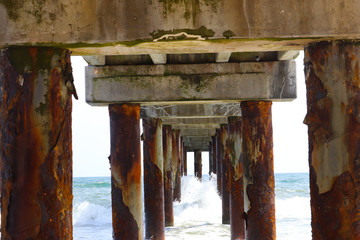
[1,40,360,239]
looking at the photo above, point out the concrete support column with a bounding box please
[304,41,360,239]
[162,125,174,227]
[220,124,230,225]
[228,117,245,240]
[172,129,181,202]
[109,104,143,240]
[180,137,184,177]
[212,136,217,175]
[241,101,275,240]
[0,47,73,239]
[143,118,165,240]
[194,150,202,181]
[183,144,188,176]
[216,128,222,196]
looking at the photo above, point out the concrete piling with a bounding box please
[0,47,73,239]
[228,117,245,240]
[194,150,203,181]
[212,136,217,175]
[162,125,174,227]
[304,41,360,239]
[109,104,143,240]
[220,124,230,225]
[172,129,181,202]
[241,101,275,240]
[143,118,165,240]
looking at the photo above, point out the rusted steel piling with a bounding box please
[162,125,174,227]
[216,128,222,196]
[194,150,202,181]
[143,118,165,240]
[109,104,143,240]
[241,101,275,240]
[212,136,217,175]
[209,141,214,175]
[220,124,230,224]
[228,117,245,240]
[172,129,181,202]
[183,144,188,176]
[180,137,184,176]
[0,47,73,239]
[304,41,360,239]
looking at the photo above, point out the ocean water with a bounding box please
[73,173,311,240]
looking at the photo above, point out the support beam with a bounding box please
[220,124,230,225]
[162,125,174,227]
[228,117,245,240]
[183,141,210,151]
[86,61,296,105]
[109,104,143,240]
[194,150,202,181]
[0,47,73,239]
[143,118,165,240]
[183,136,212,144]
[141,103,241,119]
[172,129,181,202]
[163,117,228,126]
[180,137,184,177]
[83,55,106,65]
[215,52,232,63]
[180,128,216,137]
[209,141,214,175]
[304,41,360,239]
[150,54,167,64]
[241,101,275,240]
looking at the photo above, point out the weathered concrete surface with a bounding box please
[109,104,143,240]
[0,47,73,239]
[220,124,230,225]
[304,41,360,240]
[86,61,296,105]
[172,129,181,202]
[141,103,241,118]
[163,118,228,126]
[183,141,210,151]
[183,136,212,144]
[2,1,360,55]
[228,117,245,240]
[194,150,202,181]
[162,125,174,227]
[143,118,165,240]
[241,101,275,240]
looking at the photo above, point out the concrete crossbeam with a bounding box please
[86,61,296,105]
[179,129,216,137]
[184,141,210,151]
[141,103,240,119]
[162,118,227,126]
[2,1,360,55]
[183,136,212,144]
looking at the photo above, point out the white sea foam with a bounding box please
[73,201,112,226]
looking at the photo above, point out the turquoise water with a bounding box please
[73,173,311,239]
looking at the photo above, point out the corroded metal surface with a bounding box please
[109,104,143,240]
[209,141,213,175]
[162,125,174,227]
[172,129,181,202]
[304,41,360,239]
[212,136,217,175]
[143,118,165,240]
[241,101,275,240]
[216,128,222,196]
[180,137,184,177]
[0,47,73,239]
[220,124,230,225]
[228,117,245,240]
[194,150,202,181]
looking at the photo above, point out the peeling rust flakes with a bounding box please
[241,101,275,240]
[172,129,181,202]
[305,41,360,239]
[220,124,230,224]
[162,125,173,227]
[0,47,72,239]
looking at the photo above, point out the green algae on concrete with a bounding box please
[150,26,215,40]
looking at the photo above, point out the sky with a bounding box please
[71,52,308,177]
